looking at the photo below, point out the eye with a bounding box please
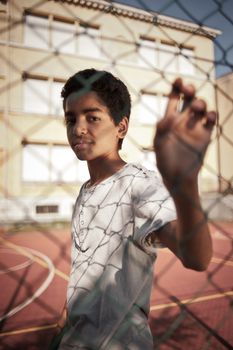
[65,111,76,126]
[88,115,100,122]
[65,117,75,126]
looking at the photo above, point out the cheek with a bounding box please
[100,124,118,137]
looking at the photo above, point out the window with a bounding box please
[24,14,49,49]
[157,43,195,74]
[138,37,157,68]
[36,205,59,214]
[24,13,75,53]
[77,24,101,58]
[51,80,64,116]
[22,144,50,182]
[52,19,76,54]
[138,93,168,125]
[158,42,178,73]
[160,95,168,118]
[179,48,195,75]
[24,78,49,114]
[23,77,64,116]
[138,35,195,75]
[22,143,89,183]
[24,13,102,59]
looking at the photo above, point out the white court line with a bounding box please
[0,238,69,281]
[0,247,33,274]
[0,243,55,322]
[1,238,232,324]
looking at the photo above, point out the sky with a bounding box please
[114,0,233,77]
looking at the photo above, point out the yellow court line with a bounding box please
[1,292,232,336]
[1,238,232,280]
[1,239,232,336]
[0,237,69,281]
[3,294,231,336]
[150,290,233,311]
[0,323,57,337]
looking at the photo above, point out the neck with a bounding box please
[87,156,126,187]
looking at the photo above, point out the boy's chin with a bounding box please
[75,153,93,161]
[76,155,88,161]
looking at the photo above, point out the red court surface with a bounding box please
[0,221,232,350]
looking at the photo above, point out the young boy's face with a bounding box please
[65,91,127,162]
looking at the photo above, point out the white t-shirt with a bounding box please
[59,163,176,350]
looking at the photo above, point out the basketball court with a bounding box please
[0,221,232,349]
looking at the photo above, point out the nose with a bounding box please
[73,118,87,136]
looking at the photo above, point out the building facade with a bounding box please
[0,0,221,223]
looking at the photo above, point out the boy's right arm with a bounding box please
[152,78,216,271]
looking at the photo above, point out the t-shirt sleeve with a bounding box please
[132,167,177,254]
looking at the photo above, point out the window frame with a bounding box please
[137,91,168,125]
[21,141,89,184]
[23,11,102,59]
[138,34,196,75]
[77,22,102,59]
[23,73,65,116]
[138,35,158,68]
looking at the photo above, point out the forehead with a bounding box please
[65,91,108,113]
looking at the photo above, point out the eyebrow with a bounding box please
[65,111,75,118]
[65,108,102,118]
[82,108,103,114]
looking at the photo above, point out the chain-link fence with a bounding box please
[0,0,232,349]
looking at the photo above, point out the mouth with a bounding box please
[73,140,93,151]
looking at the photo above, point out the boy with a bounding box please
[55,69,216,349]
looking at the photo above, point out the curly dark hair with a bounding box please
[61,68,131,121]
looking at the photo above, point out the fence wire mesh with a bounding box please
[0,0,232,349]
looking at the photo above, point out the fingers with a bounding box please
[180,83,196,112]
[165,78,195,117]
[164,78,217,132]
[165,78,182,117]
[191,99,207,115]
[185,99,207,129]
[204,111,217,130]
[185,103,217,133]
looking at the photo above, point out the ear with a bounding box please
[117,117,129,139]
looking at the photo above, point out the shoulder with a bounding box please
[125,163,164,200]
[126,163,162,187]
[125,163,160,180]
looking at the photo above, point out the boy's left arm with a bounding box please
[153,78,216,271]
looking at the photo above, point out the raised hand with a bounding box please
[154,78,216,192]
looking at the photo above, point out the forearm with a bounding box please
[171,180,212,271]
